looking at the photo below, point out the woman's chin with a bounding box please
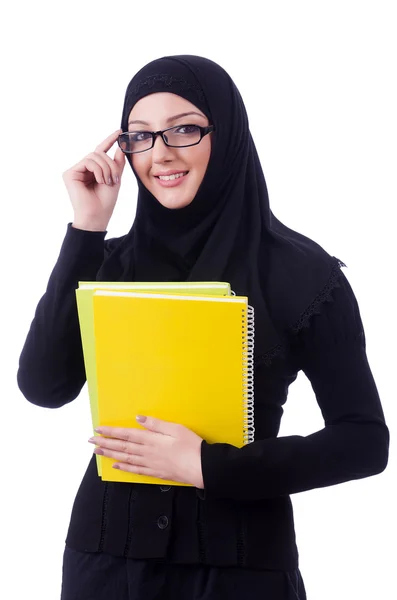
[155,194,194,210]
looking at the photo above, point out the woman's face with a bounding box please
[128,93,212,209]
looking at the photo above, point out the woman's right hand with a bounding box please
[62,129,126,231]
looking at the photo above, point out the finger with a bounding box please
[95,425,149,444]
[80,157,106,184]
[92,150,124,184]
[113,147,126,174]
[94,447,145,464]
[85,152,115,185]
[95,129,123,154]
[137,415,182,437]
[69,155,110,185]
[66,156,102,183]
[90,436,144,455]
[113,463,157,477]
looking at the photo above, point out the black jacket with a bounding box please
[17,224,389,570]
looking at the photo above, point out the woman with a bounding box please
[17,55,389,599]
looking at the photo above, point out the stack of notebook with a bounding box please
[76,281,255,485]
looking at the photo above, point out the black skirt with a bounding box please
[60,545,306,600]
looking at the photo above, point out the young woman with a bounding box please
[17,55,389,600]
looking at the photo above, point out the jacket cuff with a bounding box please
[59,223,107,269]
[201,440,241,499]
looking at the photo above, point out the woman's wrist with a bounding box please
[72,220,108,233]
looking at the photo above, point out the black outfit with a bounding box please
[17,55,389,599]
[18,225,388,599]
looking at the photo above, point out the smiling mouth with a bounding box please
[155,171,189,181]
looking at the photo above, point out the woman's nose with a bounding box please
[151,134,175,162]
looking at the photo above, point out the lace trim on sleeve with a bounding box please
[255,258,346,367]
[290,258,346,334]
[256,343,286,367]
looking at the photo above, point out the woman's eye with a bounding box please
[131,132,151,142]
[174,125,199,135]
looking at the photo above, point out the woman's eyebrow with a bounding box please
[165,111,206,123]
[128,111,206,127]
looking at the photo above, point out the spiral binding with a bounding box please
[242,304,255,444]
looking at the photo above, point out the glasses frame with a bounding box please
[117,124,215,154]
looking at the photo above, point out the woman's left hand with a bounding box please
[89,416,204,488]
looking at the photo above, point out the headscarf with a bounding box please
[96,55,345,366]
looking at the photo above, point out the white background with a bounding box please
[2,1,395,598]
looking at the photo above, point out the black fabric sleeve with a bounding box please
[200,272,390,501]
[17,223,113,408]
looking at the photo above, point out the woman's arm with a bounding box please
[200,272,390,501]
[18,129,126,408]
[17,224,110,408]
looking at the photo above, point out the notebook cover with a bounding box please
[76,282,232,475]
[93,292,248,485]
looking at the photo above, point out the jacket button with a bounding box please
[160,485,171,492]
[157,515,169,530]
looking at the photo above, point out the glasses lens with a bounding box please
[165,125,201,147]
[119,132,153,153]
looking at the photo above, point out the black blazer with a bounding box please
[17,224,389,570]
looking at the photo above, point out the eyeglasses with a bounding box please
[118,124,215,154]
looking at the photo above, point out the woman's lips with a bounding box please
[154,172,189,188]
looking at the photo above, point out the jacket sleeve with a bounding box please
[17,223,112,408]
[200,272,390,501]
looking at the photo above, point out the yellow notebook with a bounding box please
[76,281,232,474]
[93,291,255,485]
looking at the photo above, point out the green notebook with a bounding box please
[75,281,232,475]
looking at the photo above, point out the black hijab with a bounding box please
[97,55,345,366]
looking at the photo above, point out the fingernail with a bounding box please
[108,177,112,185]
[112,464,120,469]
[115,175,119,184]
[136,415,147,423]
[88,437,96,443]
[95,428,103,433]
[94,448,104,455]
